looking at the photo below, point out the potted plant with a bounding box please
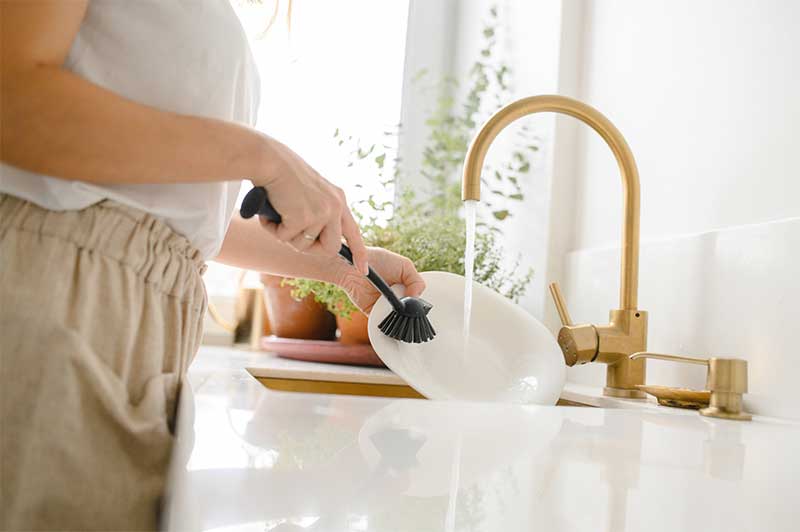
[285,5,536,346]
[284,276,367,344]
[261,273,337,340]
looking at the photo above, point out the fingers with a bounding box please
[372,251,425,296]
[290,222,326,252]
[400,257,426,297]
[341,208,369,275]
[274,210,312,243]
[258,216,278,236]
[267,179,353,260]
[316,214,343,255]
[272,183,335,245]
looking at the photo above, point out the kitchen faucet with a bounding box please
[461,94,647,398]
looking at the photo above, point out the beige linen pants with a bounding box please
[0,195,207,531]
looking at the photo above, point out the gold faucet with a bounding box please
[462,94,647,398]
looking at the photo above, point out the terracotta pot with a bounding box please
[261,274,337,340]
[336,311,371,345]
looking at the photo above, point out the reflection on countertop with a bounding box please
[164,347,800,532]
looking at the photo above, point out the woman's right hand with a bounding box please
[253,136,369,275]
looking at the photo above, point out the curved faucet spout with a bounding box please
[461,94,640,311]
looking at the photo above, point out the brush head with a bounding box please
[377,297,436,343]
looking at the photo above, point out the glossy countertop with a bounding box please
[164,347,800,532]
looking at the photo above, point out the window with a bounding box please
[205,0,410,295]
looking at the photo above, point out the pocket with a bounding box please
[69,331,176,441]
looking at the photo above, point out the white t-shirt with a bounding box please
[0,0,260,258]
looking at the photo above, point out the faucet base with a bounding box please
[595,310,648,397]
[604,386,647,399]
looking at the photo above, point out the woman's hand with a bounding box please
[217,220,424,312]
[255,137,369,275]
[331,247,426,314]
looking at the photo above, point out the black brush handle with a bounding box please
[336,243,405,312]
[240,186,406,313]
[240,186,282,224]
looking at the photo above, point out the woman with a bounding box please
[0,1,425,530]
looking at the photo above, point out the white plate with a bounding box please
[368,271,566,405]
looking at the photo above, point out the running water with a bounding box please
[444,432,463,532]
[463,200,478,344]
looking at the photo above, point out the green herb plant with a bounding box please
[286,5,536,319]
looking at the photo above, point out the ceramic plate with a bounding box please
[368,271,566,405]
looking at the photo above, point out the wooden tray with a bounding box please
[260,336,385,367]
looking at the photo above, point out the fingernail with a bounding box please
[362,262,370,275]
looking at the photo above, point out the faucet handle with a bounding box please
[548,283,598,366]
[629,353,751,421]
[548,282,573,326]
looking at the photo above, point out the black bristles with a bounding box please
[378,312,396,333]
[378,309,436,343]
[424,317,435,339]
[397,316,409,339]
[402,317,412,341]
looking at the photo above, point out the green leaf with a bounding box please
[357,144,375,159]
[518,162,530,173]
[492,209,510,220]
[483,27,495,38]
[375,153,386,168]
[509,193,524,201]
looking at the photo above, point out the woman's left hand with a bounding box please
[332,247,426,314]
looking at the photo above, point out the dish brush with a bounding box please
[240,186,436,343]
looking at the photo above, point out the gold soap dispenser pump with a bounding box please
[629,353,752,421]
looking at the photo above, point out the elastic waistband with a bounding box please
[0,194,206,300]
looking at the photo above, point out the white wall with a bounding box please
[558,0,800,419]
[571,0,800,249]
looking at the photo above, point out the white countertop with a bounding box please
[165,346,800,532]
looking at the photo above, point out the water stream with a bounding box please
[444,431,463,532]
[463,200,478,344]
